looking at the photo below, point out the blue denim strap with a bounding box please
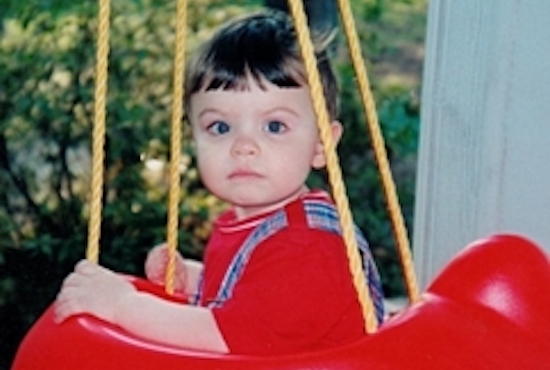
[206,209,288,307]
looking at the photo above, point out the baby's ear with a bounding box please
[311,120,343,169]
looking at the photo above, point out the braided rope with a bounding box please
[164,0,187,295]
[287,0,378,333]
[336,0,419,302]
[86,0,111,263]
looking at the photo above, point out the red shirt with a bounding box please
[200,191,368,355]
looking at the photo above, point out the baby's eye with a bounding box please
[207,121,230,135]
[264,120,287,134]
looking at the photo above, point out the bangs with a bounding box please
[192,57,306,92]
[186,11,306,93]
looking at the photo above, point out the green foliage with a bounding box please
[0,0,425,367]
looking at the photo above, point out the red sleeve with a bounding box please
[212,227,364,355]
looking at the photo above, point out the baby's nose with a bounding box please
[231,136,260,156]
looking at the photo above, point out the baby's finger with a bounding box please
[54,302,79,323]
[145,246,169,281]
[61,272,84,289]
[146,269,164,286]
[54,293,83,323]
[148,243,169,258]
[74,259,99,275]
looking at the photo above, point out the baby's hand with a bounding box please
[145,244,187,294]
[55,260,136,324]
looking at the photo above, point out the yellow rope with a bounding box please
[164,0,187,295]
[336,0,420,303]
[86,0,111,264]
[287,0,378,334]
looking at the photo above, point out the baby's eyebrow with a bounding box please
[197,108,224,119]
[263,107,300,118]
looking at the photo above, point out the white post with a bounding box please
[413,0,550,288]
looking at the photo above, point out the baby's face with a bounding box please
[189,77,328,219]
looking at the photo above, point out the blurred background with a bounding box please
[0,0,426,367]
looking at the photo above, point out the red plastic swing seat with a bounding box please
[12,234,550,370]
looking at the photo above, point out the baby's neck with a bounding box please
[233,186,309,221]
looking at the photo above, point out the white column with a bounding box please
[413,0,550,288]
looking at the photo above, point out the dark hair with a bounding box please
[185,10,339,119]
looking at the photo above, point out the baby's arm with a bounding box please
[55,260,228,353]
[181,259,203,296]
